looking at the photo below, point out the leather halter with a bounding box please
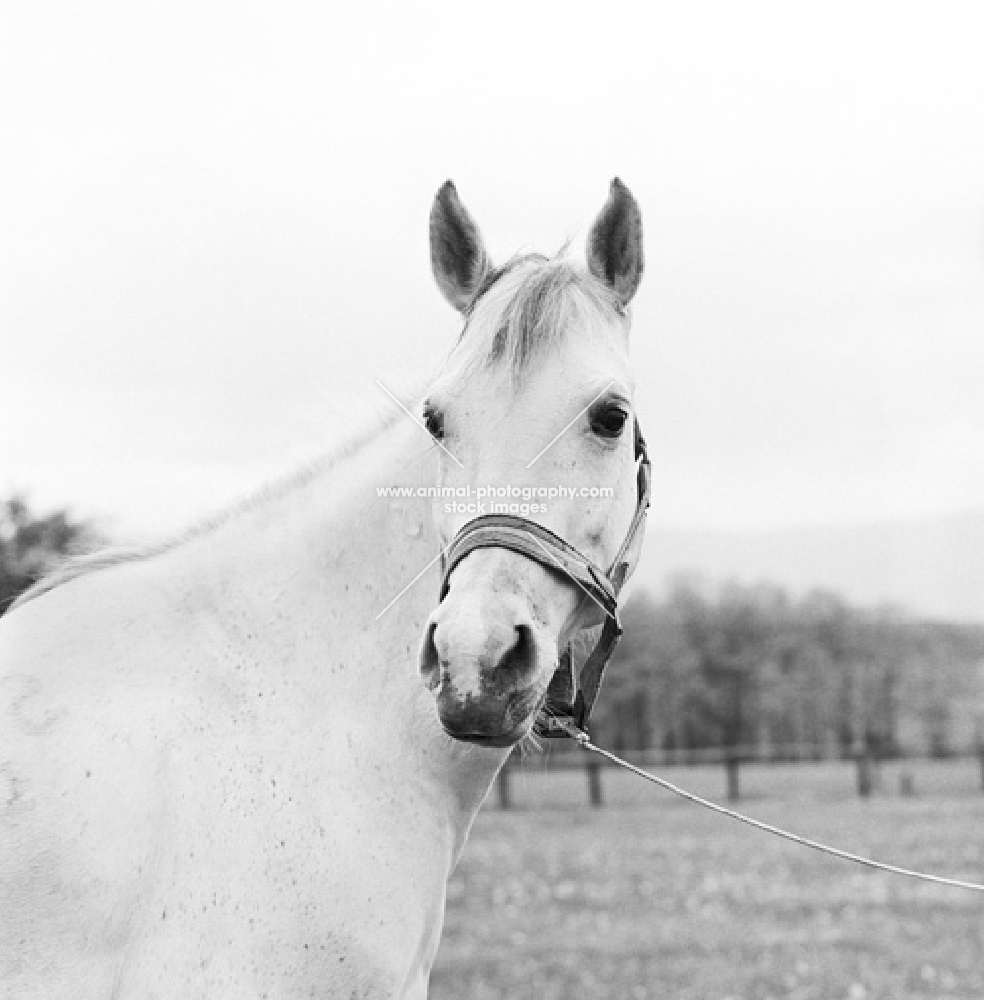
[437,421,652,738]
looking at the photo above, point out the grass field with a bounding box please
[429,758,984,1000]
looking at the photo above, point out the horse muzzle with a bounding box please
[419,606,553,747]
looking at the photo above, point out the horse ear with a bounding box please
[586,178,644,308]
[430,180,492,313]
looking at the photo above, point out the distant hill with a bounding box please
[636,508,984,623]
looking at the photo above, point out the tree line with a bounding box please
[588,579,984,759]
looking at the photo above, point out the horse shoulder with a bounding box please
[0,563,195,998]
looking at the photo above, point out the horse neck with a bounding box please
[190,413,510,851]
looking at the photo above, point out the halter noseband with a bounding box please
[437,422,652,738]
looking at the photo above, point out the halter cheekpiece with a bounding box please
[437,421,652,739]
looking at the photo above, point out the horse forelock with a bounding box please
[450,254,626,381]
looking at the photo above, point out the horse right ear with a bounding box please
[430,181,492,313]
[586,178,644,309]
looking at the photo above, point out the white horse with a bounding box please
[1,179,647,999]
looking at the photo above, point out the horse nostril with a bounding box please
[419,621,441,691]
[495,624,536,683]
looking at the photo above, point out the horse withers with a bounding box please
[0,179,647,999]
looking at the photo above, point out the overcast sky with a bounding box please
[2,0,983,541]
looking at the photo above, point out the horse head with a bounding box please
[418,179,647,748]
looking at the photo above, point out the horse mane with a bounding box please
[451,253,627,378]
[10,405,405,612]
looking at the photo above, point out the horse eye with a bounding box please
[591,405,627,439]
[423,404,444,440]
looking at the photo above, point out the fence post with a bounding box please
[586,758,603,807]
[854,738,872,798]
[899,770,915,796]
[497,761,511,810]
[725,754,740,802]
[976,720,984,794]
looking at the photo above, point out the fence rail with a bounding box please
[494,745,984,809]
[521,741,984,768]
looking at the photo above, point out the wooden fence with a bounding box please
[494,744,984,809]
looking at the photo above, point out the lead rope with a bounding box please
[553,719,984,893]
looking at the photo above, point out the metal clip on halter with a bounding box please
[541,716,591,745]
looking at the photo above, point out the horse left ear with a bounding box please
[430,180,492,313]
[586,178,644,308]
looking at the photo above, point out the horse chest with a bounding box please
[2,648,449,1000]
[104,669,448,993]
